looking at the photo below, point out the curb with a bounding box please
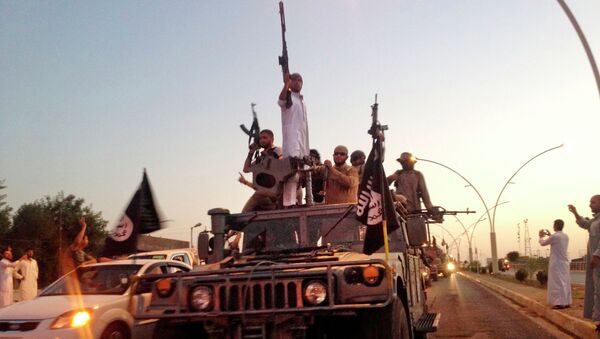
[458,272,596,339]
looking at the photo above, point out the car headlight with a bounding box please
[447,262,456,271]
[190,286,213,311]
[50,309,93,329]
[303,280,327,305]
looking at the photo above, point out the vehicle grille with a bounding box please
[216,279,303,311]
[0,321,40,332]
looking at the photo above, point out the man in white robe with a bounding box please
[18,248,38,301]
[569,195,600,320]
[278,72,309,207]
[538,219,572,309]
[0,248,21,307]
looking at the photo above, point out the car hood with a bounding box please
[0,294,123,320]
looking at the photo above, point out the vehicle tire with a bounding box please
[432,274,438,282]
[358,298,409,339]
[100,322,130,339]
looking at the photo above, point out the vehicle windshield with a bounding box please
[242,208,366,254]
[130,254,167,260]
[41,264,142,296]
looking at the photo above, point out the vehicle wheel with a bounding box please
[100,322,130,339]
[432,274,438,282]
[358,298,409,339]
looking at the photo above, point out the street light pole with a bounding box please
[490,144,563,270]
[556,0,600,101]
[417,157,496,271]
[190,222,203,249]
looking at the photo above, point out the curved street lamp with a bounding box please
[455,200,509,263]
[419,144,562,273]
[416,157,496,270]
[556,0,600,101]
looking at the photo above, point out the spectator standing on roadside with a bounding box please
[18,248,38,301]
[538,219,572,309]
[568,195,600,320]
[0,248,22,307]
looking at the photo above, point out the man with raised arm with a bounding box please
[278,72,309,208]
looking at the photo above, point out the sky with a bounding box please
[1,1,599,262]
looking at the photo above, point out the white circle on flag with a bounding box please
[110,215,133,242]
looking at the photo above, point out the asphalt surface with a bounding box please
[426,274,570,338]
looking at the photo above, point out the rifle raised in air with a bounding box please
[239,103,261,159]
[278,1,292,108]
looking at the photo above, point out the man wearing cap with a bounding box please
[315,146,359,204]
[386,152,434,213]
[278,72,309,207]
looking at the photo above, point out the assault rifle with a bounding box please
[278,1,292,108]
[367,94,388,141]
[239,103,260,158]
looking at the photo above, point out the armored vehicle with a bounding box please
[133,203,440,338]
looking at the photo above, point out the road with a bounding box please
[426,274,570,338]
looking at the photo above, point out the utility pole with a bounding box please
[517,223,521,254]
[523,219,531,257]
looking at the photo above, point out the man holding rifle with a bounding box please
[278,72,309,208]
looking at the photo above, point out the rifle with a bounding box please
[278,1,292,108]
[239,103,261,158]
[367,94,388,141]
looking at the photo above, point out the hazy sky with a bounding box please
[2,1,599,261]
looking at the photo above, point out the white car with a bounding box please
[0,259,191,339]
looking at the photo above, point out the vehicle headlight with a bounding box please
[303,280,327,305]
[362,265,383,286]
[447,262,456,271]
[421,271,428,277]
[50,309,93,329]
[190,286,213,311]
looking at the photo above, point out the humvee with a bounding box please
[133,203,440,338]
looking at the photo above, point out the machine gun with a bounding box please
[239,103,261,159]
[410,206,475,224]
[278,1,292,108]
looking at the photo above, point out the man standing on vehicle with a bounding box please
[18,248,38,301]
[278,72,309,208]
[239,129,282,212]
[386,152,435,214]
[538,219,572,309]
[315,145,359,204]
[568,195,600,320]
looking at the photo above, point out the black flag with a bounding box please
[356,140,401,255]
[103,170,162,257]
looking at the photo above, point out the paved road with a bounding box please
[426,274,569,338]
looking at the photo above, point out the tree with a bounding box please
[5,192,108,287]
[506,251,520,262]
[0,180,11,236]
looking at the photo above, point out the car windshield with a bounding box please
[41,264,142,296]
[130,254,167,260]
[242,209,367,254]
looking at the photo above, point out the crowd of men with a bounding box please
[238,71,435,215]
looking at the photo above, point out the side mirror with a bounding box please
[197,232,212,262]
